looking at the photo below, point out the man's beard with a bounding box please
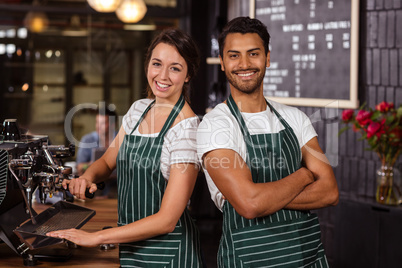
[224,68,265,95]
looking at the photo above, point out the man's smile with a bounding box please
[233,69,259,79]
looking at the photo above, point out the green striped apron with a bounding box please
[218,94,328,268]
[116,95,202,268]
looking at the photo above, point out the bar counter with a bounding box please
[0,198,120,268]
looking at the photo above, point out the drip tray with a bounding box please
[14,201,96,250]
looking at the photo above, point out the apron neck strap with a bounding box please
[227,94,252,140]
[266,99,292,130]
[158,95,185,138]
[227,94,291,133]
[130,100,155,135]
[130,95,185,137]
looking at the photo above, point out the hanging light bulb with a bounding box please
[24,11,49,33]
[87,0,122,12]
[115,0,147,23]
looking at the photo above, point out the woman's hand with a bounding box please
[62,176,97,200]
[46,229,100,247]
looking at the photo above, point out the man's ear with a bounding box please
[219,56,225,71]
[266,51,271,68]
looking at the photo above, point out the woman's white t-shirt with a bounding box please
[122,98,200,181]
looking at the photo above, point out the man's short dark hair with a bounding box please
[218,16,271,58]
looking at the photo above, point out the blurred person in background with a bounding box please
[76,105,117,176]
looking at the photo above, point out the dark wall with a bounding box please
[189,0,228,115]
[333,0,402,199]
[188,0,209,115]
[302,0,402,266]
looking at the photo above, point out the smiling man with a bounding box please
[197,17,339,267]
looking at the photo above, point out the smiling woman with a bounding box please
[46,29,204,268]
[146,43,189,103]
[144,29,200,103]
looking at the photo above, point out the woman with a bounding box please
[47,29,203,267]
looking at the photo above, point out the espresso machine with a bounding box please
[0,119,96,266]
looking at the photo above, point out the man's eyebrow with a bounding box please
[247,48,262,52]
[226,48,262,53]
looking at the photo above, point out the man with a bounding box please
[76,105,117,176]
[197,17,339,267]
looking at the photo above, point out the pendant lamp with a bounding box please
[24,11,49,33]
[115,0,147,23]
[87,0,122,12]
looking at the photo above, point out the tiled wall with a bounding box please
[303,0,402,265]
[336,0,402,200]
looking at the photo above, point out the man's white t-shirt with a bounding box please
[197,98,317,210]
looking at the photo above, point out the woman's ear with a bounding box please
[185,76,190,83]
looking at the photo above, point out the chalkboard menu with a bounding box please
[251,0,359,108]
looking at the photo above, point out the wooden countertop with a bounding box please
[0,198,120,268]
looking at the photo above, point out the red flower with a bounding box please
[342,109,354,122]
[375,101,394,112]
[366,120,385,138]
[355,110,372,126]
[339,101,401,168]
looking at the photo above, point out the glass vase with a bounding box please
[376,164,401,205]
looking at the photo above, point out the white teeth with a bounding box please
[238,72,254,77]
[157,81,169,88]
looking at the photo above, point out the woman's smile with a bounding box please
[155,81,171,91]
